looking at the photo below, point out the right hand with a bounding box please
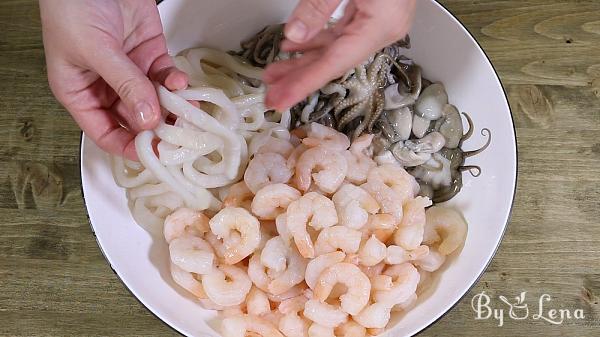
[39,0,187,160]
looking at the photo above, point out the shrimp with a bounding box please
[366,164,420,204]
[248,252,270,292]
[268,245,308,295]
[385,245,429,265]
[209,207,261,264]
[361,181,404,222]
[222,181,254,211]
[202,264,252,307]
[286,192,338,258]
[268,283,308,303]
[286,144,308,171]
[304,299,348,328]
[335,320,366,337]
[332,184,379,230]
[392,293,417,312]
[295,146,348,194]
[305,251,346,290]
[169,235,215,274]
[245,153,293,194]
[246,286,271,316]
[279,312,310,337]
[169,262,206,298]
[360,214,396,243]
[358,235,386,267]
[358,262,385,280]
[343,134,377,185]
[422,206,468,255]
[251,184,301,220]
[370,275,393,291]
[351,302,392,329]
[276,213,293,247]
[307,323,336,337]
[257,137,294,158]
[374,263,420,306]
[413,246,446,272]
[314,263,371,316]
[278,295,312,337]
[393,197,432,250]
[222,314,284,337]
[314,226,362,257]
[163,207,209,243]
[302,123,350,151]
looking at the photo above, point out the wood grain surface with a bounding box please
[1,0,599,336]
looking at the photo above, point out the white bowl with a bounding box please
[80,0,517,336]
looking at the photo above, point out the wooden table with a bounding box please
[1,0,598,336]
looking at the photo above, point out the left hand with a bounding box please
[264,0,416,111]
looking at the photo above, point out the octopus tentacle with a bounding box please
[459,165,482,177]
[463,128,491,158]
[460,112,474,142]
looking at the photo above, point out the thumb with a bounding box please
[88,48,161,131]
[285,0,343,43]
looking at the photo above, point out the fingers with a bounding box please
[281,30,338,52]
[285,0,342,43]
[127,34,189,91]
[263,51,321,84]
[74,107,139,161]
[266,32,378,111]
[87,48,161,132]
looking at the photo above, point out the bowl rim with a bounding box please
[79,0,518,335]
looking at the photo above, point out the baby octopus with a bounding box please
[335,53,390,139]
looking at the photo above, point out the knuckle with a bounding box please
[115,77,142,101]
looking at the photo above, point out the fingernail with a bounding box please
[286,20,308,42]
[135,101,154,126]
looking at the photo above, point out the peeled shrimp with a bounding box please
[423,206,468,255]
[307,323,336,337]
[276,213,293,247]
[268,245,308,295]
[169,235,215,274]
[414,246,446,272]
[343,134,377,185]
[361,181,404,222]
[304,299,348,328]
[358,235,386,267]
[280,312,310,337]
[222,181,254,211]
[268,283,308,303]
[286,144,308,171]
[332,184,379,230]
[286,192,338,258]
[314,226,362,257]
[163,207,209,243]
[370,275,393,291]
[334,320,367,337]
[246,286,271,316]
[374,263,420,305]
[392,293,418,312]
[314,263,371,316]
[209,207,261,264]
[304,251,346,290]
[202,265,252,307]
[251,184,301,220]
[360,214,396,243]
[295,146,348,193]
[385,244,429,265]
[245,153,293,194]
[221,314,284,337]
[393,196,432,250]
[302,122,350,151]
[366,164,420,204]
[248,253,270,292]
[352,302,392,329]
[169,262,206,298]
[257,137,294,158]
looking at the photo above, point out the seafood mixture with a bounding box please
[162,123,467,337]
[109,25,478,337]
[235,24,491,203]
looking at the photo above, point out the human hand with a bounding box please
[40,0,187,160]
[264,0,416,111]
